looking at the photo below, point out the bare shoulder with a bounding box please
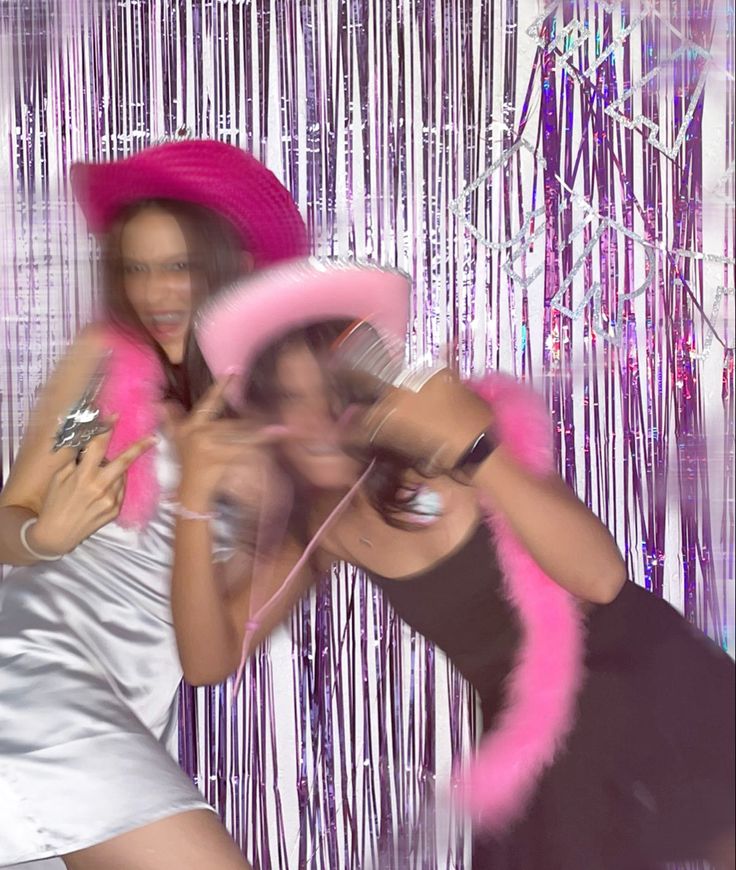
[72,321,110,350]
[52,323,110,381]
[36,323,111,405]
[0,324,112,510]
[327,473,481,580]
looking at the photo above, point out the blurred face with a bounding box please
[273,343,363,491]
[120,207,196,363]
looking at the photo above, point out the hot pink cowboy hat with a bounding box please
[195,258,411,409]
[70,139,308,267]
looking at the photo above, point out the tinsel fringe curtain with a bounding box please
[0,1,733,868]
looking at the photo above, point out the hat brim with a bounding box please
[71,160,204,234]
[70,141,308,266]
[195,259,411,409]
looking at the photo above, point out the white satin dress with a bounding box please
[0,438,228,867]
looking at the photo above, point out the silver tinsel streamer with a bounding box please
[0,1,733,868]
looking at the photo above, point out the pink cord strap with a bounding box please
[232,460,376,695]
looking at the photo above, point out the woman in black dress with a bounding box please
[168,261,735,869]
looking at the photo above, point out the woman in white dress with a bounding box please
[0,139,307,869]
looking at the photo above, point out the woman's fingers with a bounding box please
[188,419,291,450]
[200,440,267,467]
[110,475,125,505]
[98,434,158,487]
[76,426,115,471]
[52,453,79,480]
[207,421,290,446]
[190,376,233,422]
[184,427,288,476]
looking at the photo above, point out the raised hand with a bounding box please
[30,424,157,556]
[349,369,493,473]
[164,379,288,513]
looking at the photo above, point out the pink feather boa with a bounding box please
[95,326,165,528]
[456,373,586,832]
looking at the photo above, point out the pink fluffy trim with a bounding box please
[455,374,586,832]
[96,326,164,528]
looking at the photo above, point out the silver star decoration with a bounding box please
[52,354,111,452]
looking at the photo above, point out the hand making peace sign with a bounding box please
[29,423,157,557]
[163,379,289,513]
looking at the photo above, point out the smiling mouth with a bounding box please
[150,311,186,324]
[146,312,188,334]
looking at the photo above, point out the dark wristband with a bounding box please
[454,428,498,477]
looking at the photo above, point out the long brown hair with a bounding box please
[101,198,246,410]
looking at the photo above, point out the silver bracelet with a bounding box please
[19,518,63,562]
[172,501,217,522]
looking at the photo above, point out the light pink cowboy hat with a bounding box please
[70,139,308,267]
[195,258,411,409]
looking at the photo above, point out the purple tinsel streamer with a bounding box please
[1,2,733,868]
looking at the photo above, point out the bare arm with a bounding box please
[0,326,129,565]
[472,446,626,604]
[165,381,316,686]
[357,371,626,605]
[171,516,314,686]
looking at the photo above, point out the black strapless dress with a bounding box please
[368,523,735,869]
